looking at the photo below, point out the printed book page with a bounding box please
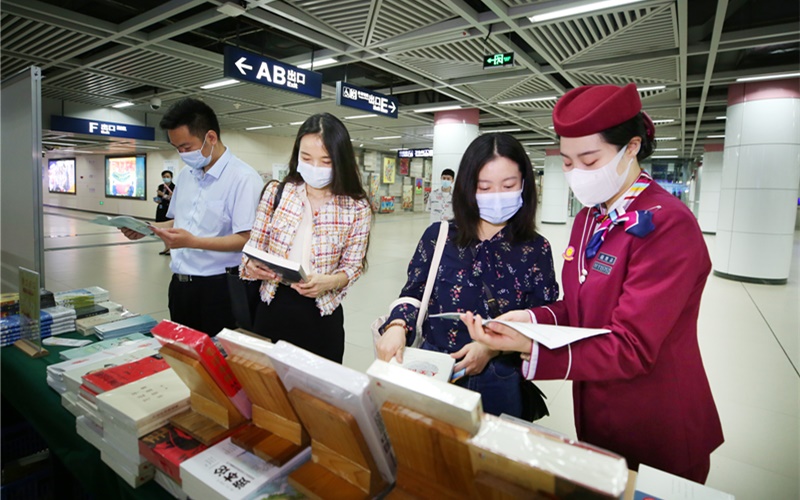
[429,312,610,349]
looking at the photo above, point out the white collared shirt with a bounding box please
[167,147,263,276]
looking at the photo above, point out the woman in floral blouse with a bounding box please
[241,113,371,363]
[376,133,558,417]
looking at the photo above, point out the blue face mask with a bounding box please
[162,177,172,184]
[441,179,453,189]
[475,189,524,224]
[178,135,213,170]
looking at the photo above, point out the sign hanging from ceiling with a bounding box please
[483,52,515,69]
[50,116,155,141]
[335,82,399,119]
[397,149,432,158]
[223,46,322,98]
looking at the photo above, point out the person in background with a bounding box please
[120,97,263,336]
[240,113,372,363]
[464,83,723,483]
[375,134,558,418]
[155,169,175,255]
[427,168,455,223]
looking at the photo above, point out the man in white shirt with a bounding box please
[427,168,455,223]
[121,98,263,335]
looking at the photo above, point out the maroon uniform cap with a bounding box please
[553,83,642,138]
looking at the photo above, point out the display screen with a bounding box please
[48,158,76,194]
[105,155,146,200]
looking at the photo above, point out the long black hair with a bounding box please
[452,133,538,247]
[283,113,367,200]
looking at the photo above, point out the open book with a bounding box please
[91,215,155,236]
[242,244,307,284]
[429,312,610,349]
[389,347,455,383]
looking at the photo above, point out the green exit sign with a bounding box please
[483,52,514,69]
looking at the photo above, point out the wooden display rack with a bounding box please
[379,401,479,499]
[286,388,388,499]
[159,344,246,445]
[225,355,309,466]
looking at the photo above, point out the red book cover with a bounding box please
[78,383,99,404]
[138,424,207,484]
[151,320,251,419]
[81,354,169,394]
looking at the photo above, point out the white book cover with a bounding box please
[102,417,145,464]
[267,341,396,485]
[96,369,190,435]
[180,438,310,500]
[76,310,139,336]
[242,243,307,284]
[389,347,455,382]
[91,214,155,237]
[367,359,483,435]
[429,312,610,349]
[61,391,83,418]
[635,464,734,500]
[469,414,628,498]
[216,328,275,368]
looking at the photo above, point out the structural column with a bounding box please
[432,109,479,189]
[714,78,800,284]
[540,148,569,224]
[698,143,724,233]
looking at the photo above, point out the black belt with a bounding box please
[174,267,238,282]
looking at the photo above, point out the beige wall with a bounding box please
[42,130,296,219]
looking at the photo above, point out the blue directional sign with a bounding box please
[335,81,399,119]
[223,46,322,98]
[50,116,155,141]
[397,149,432,158]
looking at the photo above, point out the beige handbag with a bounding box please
[371,220,449,351]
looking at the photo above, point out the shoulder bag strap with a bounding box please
[415,220,449,337]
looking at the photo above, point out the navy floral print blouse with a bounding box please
[384,222,559,352]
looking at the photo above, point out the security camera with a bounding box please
[150,97,162,110]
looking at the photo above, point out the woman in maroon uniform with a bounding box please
[465,83,723,483]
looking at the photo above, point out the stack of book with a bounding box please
[47,337,161,394]
[96,369,192,488]
[1,289,55,317]
[180,437,311,500]
[154,470,188,500]
[0,305,76,347]
[54,286,109,308]
[467,414,629,499]
[151,320,251,419]
[94,315,157,340]
[139,424,207,485]
[267,341,397,486]
[76,309,140,337]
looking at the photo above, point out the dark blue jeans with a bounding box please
[420,340,523,418]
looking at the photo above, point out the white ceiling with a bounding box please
[2,0,798,159]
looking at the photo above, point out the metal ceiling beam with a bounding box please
[678,0,688,153]
[689,0,728,156]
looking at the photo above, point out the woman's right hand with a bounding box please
[375,325,407,363]
[244,257,279,281]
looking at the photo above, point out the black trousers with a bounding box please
[252,285,345,363]
[168,274,236,336]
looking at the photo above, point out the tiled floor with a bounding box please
[41,206,799,499]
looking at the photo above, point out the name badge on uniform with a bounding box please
[597,253,616,266]
[592,261,613,275]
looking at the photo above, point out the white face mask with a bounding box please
[297,160,333,189]
[178,135,213,170]
[476,188,523,224]
[564,146,633,207]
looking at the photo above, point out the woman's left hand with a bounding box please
[450,341,498,377]
[291,274,337,298]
